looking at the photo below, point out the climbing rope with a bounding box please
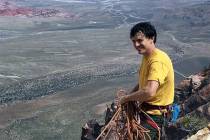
[96,102,161,140]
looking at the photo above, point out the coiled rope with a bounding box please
[96,102,161,140]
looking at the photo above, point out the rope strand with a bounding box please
[96,102,161,140]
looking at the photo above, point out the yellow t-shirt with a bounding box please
[139,48,174,115]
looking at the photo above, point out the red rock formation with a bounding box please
[199,84,210,98]
[0,1,74,18]
[176,79,191,91]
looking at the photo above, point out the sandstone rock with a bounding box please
[187,124,210,140]
[189,75,205,90]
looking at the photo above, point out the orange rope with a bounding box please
[96,102,161,140]
[96,108,121,140]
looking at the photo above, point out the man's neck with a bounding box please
[144,44,156,57]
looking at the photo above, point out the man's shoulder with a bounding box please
[151,48,172,63]
[156,48,170,57]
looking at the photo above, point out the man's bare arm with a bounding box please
[120,80,159,104]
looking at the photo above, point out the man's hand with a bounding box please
[116,89,127,98]
[119,95,128,105]
[115,88,127,105]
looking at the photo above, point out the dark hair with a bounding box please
[130,22,157,44]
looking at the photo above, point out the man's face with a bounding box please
[131,31,154,55]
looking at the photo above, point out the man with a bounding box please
[119,22,174,139]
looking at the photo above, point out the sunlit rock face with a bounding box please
[187,124,210,140]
